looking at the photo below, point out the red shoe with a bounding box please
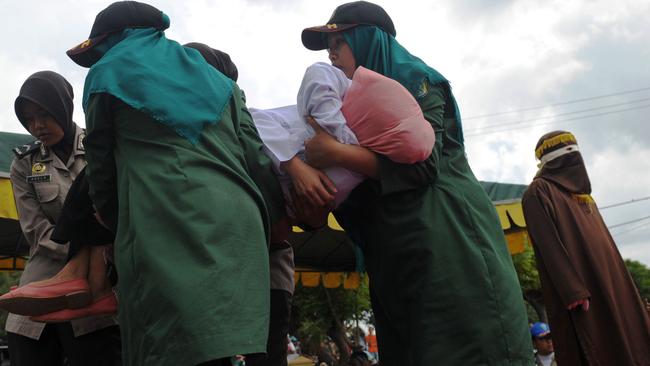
[30,292,117,323]
[0,279,91,316]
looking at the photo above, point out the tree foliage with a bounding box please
[511,242,541,293]
[511,242,545,323]
[290,274,372,365]
[624,259,650,300]
[0,271,21,339]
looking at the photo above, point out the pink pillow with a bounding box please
[341,67,435,164]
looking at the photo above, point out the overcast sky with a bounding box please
[1,0,649,264]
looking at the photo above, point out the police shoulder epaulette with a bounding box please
[77,129,86,151]
[12,140,42,159]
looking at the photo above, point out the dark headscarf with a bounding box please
[81,27,233,144]
[535,130,591,194]
[184,42,238,82]
[14,71,76,156]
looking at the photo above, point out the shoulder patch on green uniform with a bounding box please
[416,81,430,99]
[12,140,42,159]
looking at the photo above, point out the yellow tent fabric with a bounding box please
[496,200,529,255]
[0,177,27,270]
[294,204,527,241]
[505,230,530,254]
[0,257,26,270]
[323,272,343,288]
[343,272,360,289]
[299,272,321,287]
[0,178,19,220]
[494,200,527,230]
[293,200,530,289]
[287,355,315,366]
[296,271,368,289]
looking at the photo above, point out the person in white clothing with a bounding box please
[250,62,434,215]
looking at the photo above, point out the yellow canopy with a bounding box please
[0,177,19,220]
[0,177,27,270]
[292,200,530,288]
[494,199,530,254]
[288,355,315,366]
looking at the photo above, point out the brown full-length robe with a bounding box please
[522,132,650,366]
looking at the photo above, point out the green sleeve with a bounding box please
[231,86,286,225]
[84,93,119,232]
[374,83,446,195]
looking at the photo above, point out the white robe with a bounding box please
[250,62,364,208]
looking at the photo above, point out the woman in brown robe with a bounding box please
[522,130,650,365]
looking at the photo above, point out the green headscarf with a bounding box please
[342,25,464,144]
[82,26,233,144]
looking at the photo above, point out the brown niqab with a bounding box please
[535,130,591,194]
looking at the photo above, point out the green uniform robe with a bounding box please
[336,83,533,366]
[84,85,281,365]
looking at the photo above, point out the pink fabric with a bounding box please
[341,67,435,164]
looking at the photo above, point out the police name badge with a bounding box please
[27,174,52,183]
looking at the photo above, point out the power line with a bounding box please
[463,86,650,120]
[467,103,650,136]
[611,220,650,237]
[464,103,650,137]
[608,215,650,230]
[600,196,650,210]
[464,97,650,133]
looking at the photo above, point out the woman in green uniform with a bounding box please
[65,2,282,365]
[300,2,533,365]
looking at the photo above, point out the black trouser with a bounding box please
[8,323,121,366]
[246,290,292,366]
